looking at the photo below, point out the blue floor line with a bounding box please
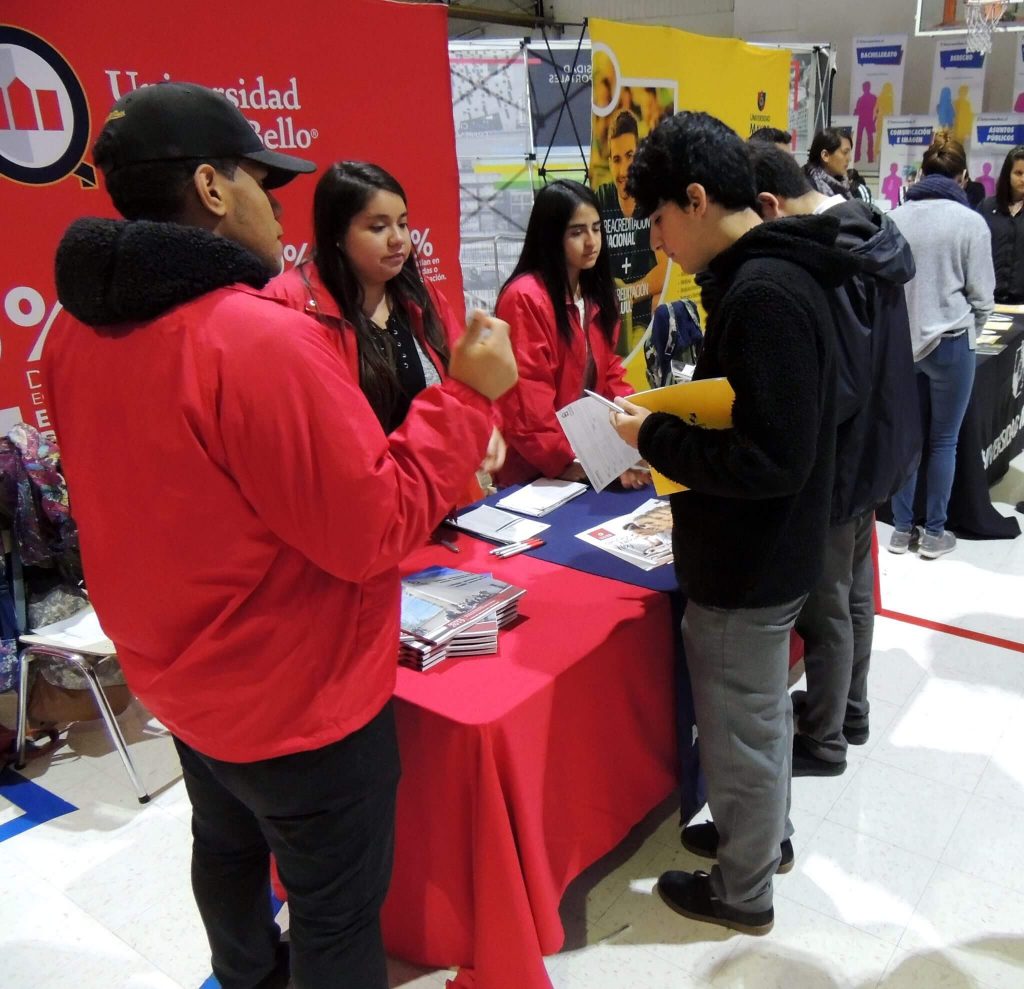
[0,765,287,989]
[199,890,286,988]
[0,766,77,841]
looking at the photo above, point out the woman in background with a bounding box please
[268,161,504,487]
[847,167,873,205]
[494,180,648,489]
[887,134,994,560]
[980,145,1024,305]
[804,128,852,199]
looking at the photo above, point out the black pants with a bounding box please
[173,702,401,989]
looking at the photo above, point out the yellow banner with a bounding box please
[589,19,790,386]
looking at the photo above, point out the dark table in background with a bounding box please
[877,323,1023,539]
[977,323,1024,484]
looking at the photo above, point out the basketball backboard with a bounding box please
[915,0,1024,35]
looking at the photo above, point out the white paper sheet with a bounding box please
[556,396,640,492]
[21,607,115,655]
[452,505,550,544]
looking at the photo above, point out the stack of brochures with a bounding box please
[495,478,588,517]
[399,566,526,670]
[979,313,1016,355]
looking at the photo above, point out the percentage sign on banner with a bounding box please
[4,286,63,361]
[411,228,434,258]
[282,242,308,266]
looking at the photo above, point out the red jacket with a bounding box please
[266,264,488,504]
[265,263,458,380]
[494,273,630,486]
[46,232,492,763]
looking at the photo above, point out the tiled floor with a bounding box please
[2,455,1022,989]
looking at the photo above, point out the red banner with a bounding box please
[0,0,463,440]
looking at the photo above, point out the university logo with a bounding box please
[757,91,767,112]
[1013,344,1023,400]
[0,25,95,187]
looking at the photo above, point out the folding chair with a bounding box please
[14,644,150,803]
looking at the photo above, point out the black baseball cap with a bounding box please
[95,81,316,189]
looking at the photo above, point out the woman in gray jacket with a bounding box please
[887,133,995,559]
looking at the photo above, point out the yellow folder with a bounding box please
[626,377,736,495]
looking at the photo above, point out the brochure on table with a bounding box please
[452,505,550,544]
[574,497,674,570]
[495,478,587,516]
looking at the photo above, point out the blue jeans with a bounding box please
[891,333,976,536]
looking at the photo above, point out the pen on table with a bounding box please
[438,538,460,554]
[490,538,545,558]
[489,538,535,556]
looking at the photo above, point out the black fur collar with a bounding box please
[55,218,272,328]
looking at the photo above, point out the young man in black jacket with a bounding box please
[611,112,858,934]
[747,143,920,776]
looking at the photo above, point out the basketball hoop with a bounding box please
[965,0,1021,53]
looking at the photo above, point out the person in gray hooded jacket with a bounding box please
[747,142,920,776]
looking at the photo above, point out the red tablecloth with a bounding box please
[381,533,677,989]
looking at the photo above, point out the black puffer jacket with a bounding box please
[980,196,1024,304]
[827,200,921,523]
[638,215,858,609]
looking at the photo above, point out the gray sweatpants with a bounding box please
[793,511,875,761]
[682,594,805,913]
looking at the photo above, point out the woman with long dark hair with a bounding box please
[494,179,648,488]
[980,145,1024,304]
[803,128,852,199]
[887,133,994,559]
[268,160,504,477]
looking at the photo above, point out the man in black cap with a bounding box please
[45,82,517,989]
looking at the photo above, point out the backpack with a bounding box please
[643,300,704,389]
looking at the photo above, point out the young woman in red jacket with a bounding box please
[267,161,504,479]
[494,179,649,488]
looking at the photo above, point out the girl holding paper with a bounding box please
[494,180,649,489]
[267,161,505,484]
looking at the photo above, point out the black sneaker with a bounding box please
[657,869,774,935]
[843,723,870,745]
[795,689,870,745]
[681,821,794,875]
[792,733,846,777]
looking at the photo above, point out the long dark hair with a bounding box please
[311,161,449,427]
[996,145,1024,210]
[499,180,618,345]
